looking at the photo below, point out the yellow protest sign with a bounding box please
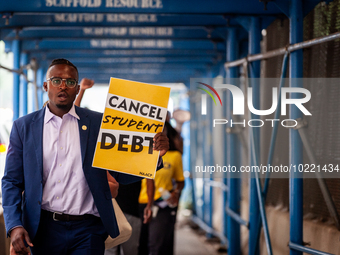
[92,77,171,179]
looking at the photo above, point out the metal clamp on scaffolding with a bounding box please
[0,63,31,83]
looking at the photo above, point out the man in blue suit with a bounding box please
[2,59,168,255]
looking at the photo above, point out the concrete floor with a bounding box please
[175,211,227,255]
[175,225,223,255]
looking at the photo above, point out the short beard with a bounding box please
[56,103,69,109]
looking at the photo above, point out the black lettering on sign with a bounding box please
[118,134,129,151]
[149,106,156,118]
[140,104,149,116]
[103,115,111,123]
[136,121,144,129]
[118,118,128,126]
[111,116,120,124]
[139,171,152,177]
[109,96,119,107]
[103,116,162,133]
[129,101,140,113]
[100,133,116,149]
[131,135,143,152]
[143,123,155,131]
[144,137,154,154]
[107,95,164,121]
[127,119,137,127]
[100,133,154,154]
[156,108,162,120]
[117,99,127,110]
[143,123,163,132]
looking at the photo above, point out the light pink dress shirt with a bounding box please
[41,104,99,216]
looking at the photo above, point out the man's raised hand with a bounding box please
[79,78,94,90]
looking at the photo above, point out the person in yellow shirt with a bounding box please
[138,121,185,255]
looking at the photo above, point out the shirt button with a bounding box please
[56,197,59,199]
[59,164,62,167]
[58,180,61,183]
[60,147,63,150]
[60,130,63,133]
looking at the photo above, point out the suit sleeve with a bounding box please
[1,121,25,236]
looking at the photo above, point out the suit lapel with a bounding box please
[76,107,90,164]
[31,108,45,179]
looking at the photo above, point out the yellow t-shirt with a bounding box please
[139,150,184,204]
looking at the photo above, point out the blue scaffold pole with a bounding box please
[12,40,21,121]
[190,83,198,216]
[248,16,261,255]
[20,52,28,116]
[37,67,44,108]
[289,0,304,254]
[207,76,214,238]
[226,28,241,255]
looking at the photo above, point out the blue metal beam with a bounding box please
[0,13,230,28]
[70,78,190,84]
[20,52,29,116]
[289,242,334,255]
[248,16,261,255]
[77,67,203,74]
[206,69,214,239]
[29,49,223,58]
[70,63,208,70]
[2,27,227,40]
[12,40,21,121]
[289,0,304,254]
[60,56,216,64]
[17,39,225,51]
[78,71,199,78]
[83,73,194,82]
[226,28,241,255]
[0,0,284,14]
[37,67,45,109]
[78,70,204,82]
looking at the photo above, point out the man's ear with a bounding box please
[76,84,80,94]
[43,82,47,91]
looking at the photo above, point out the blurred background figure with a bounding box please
[166,111,183,154]
[139,120,185,255]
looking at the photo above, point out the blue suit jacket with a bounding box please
[1,106,145,240]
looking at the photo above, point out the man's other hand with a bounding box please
[10,227,33,255]
[107,171,119,198]
[153,132,169,157]
[79,78,94,90]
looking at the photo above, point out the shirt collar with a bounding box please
[44,103,80,124]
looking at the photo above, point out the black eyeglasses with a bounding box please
[47,77,78,88]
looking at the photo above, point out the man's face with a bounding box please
[43,64,80,114]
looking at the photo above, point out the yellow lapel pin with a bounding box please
[82,125,87,131]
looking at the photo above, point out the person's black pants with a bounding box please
[139,204,177,255]
[31,211,108,255]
